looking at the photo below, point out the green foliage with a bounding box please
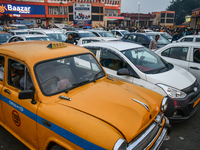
[167,0,200,25]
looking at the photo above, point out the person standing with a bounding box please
[149,35,160,50]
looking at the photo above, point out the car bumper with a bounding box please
[165,86,200,123]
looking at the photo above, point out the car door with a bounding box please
[1,58,39,149]
[99,48,134,82]
[0,55,5,123]
[160,46,190,71]
[188,47,200,82]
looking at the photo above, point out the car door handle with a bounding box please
[190,67,200,70]
[4,89,11,94]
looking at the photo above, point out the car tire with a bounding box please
[50,144,66,150]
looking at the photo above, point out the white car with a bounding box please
[10,24,28,30]
[111,30,130,38]
[7,34,56,43]
[9,30,29,35]
[81,41,200,122]
[88,30,116,38]
[174,35,200,43]
[29,29,68,42]
[155,42,200,82]
[76,37,121,45]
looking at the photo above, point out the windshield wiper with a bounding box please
[154,66,167,74]
[65,80,91,93]
[92,70,104,82]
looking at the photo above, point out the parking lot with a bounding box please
[0,106,199,150]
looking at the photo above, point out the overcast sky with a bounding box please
[121,0,171,14]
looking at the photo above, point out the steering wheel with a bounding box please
[42,76,60,85]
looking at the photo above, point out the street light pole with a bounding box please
[138,2,140,28]
[99,0,100,28]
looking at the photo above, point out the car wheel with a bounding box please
[50,144,66,150]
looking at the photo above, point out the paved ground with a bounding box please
[0,107,200,150]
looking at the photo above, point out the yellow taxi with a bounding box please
[0,41,170,150]
[1,27,18,33]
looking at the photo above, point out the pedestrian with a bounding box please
[172,31,180,41]
[66,34,75,44]
[149,35,160,50]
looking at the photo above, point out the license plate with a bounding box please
[193,97,200,108]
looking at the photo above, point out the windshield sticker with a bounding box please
[12,110,21,127]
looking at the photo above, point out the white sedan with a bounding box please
[155,42,200,82]
[174,35,200,43]
[81,41,200,122]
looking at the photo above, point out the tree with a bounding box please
[167,0,200,25]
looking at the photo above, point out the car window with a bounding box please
[98,32,114,37]
[16,32,29,35]
[137,36,148,44]
[82,39,100,45]
[0,56,5,81]
[147,35,170,45]
[195,38,200,42]
[26,37,55,41]
[116,31,121,36]
[0,34,12,42]
[47,33,67,42]
[180,38,193,42]
[164,47,189,61]
[127,35,137,42]
[9,37,18,43]
[85,48,100,56]
[92,32,100,37]
[193,48,200,63]
[100,48,127,71]
[35,53,105,96]
[8,59,34,90]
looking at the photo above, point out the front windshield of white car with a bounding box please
[47,33,68,42]
[35,53,105,96]
[161,33,172,39]
[121,31,130,35]
[121,47,170,74]
[26,37,56,41]
[147,35,170,45]
[99,32,115,37]
[79,32,96,38]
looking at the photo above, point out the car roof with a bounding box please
[12,34,49,38]
[111,30,128,32]
[29,29,63,33]
[180,35,200,38]
[10,30,29,32]
[160,42,200,47]
[89,30,107,33]
[10,24,27,26]
[81,41,142,51]
[0,41,90,67]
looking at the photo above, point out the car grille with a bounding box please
[127,113,164,150]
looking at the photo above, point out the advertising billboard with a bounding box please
[0,4,45,15]
[73,3,91,26]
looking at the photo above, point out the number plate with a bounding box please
[193,97,200,108]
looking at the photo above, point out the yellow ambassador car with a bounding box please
[0,41,170,150]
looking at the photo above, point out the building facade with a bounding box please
[152,11,175,27]
[191,7,200,29]
[0,0,121,28]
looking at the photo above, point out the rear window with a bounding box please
[195,38,200,42]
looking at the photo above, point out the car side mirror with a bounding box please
[117,68,130,75]
[18,90,37,104]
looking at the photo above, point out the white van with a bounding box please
[81,41,200,122]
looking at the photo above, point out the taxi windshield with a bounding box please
[121,47,170,74]
[35,53,105,96]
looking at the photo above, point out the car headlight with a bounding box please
[161,97,168,112]
[113,138,127,150]
[157,84,187,99]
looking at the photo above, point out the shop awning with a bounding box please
[107,16,124,20]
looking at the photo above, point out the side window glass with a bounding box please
[9,37,18,43]
[116,32,121,36]
[92,32,99,37]
[100,49,127,71]
[0,56,5,81]
[180,38,193,42]
[169,47,188,61]
[137,36,148,44]
[127,35,137,42]
[161,48,170,57]
[193,48,200,63]
[196,38,200,42]
[86,48,99,56]
[8,59,34,90]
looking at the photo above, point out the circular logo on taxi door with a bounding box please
[12,110,21,127]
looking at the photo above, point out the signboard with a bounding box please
[12,20,34,26]
[73,3,91,26]
[0,4,45,15]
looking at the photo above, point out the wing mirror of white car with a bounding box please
[117,68,130,75]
